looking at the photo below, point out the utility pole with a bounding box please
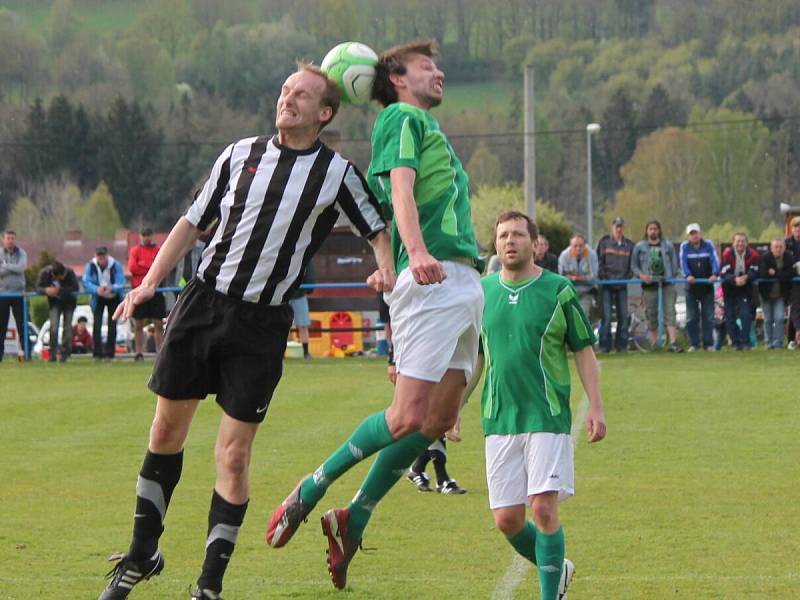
[524,64,536,219]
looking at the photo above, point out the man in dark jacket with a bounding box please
[679,223,719,351]
[596,217,633,352]
[719,233,760,350]
[758,239,794,349]
[534,235,558,272]
[36,261,79,362]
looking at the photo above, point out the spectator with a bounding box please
[719,233,760,350]
[758,239,793,350]
[534,235,558,272]
[129,227,166,360]
[288,264,314,359]
[785,216,800,350]
[0,230,27,362]
[631,220,682,352]
[679,223,719,352]
[36,261,79,362]
[486,254,501,274]
[558,233,598,316]
[83,246,126,361]
[71,315,94,354]
[596,217,633,353]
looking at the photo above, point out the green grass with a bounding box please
[1,353,799,598]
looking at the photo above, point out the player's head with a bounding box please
[3,230,16,251]
[645,220,662,242]
[372,40,443,109]
[276,65,341,135]
[494,211,538,271]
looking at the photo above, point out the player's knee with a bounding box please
[494,511,525,536]
[149,416,185,452]
[531,502,558,531]
[385,407,424,437]
[216,443,250,478]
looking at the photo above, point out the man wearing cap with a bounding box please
[596,218,633,352]
[83,246,126,361]
[128,227,166,360]
[785,216,800,350]
[679,223,719,351]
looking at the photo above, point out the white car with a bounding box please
[2,316,39,358]
[33,305,132,358]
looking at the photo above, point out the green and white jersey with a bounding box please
[367,102,479,272]
[480,270,596,436]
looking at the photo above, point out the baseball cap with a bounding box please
[685,223,701,235]
[140,226,153,236]
[611,217,624,226]
[95,245,108,255]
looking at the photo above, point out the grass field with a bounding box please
[1,352,799,599]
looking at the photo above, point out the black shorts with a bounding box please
[132,292,167,320]
[148,278,293,423]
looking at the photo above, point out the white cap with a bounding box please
[685,223,701,235]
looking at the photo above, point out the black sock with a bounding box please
[197,490,248,593]
[411,449,431,474]
[430,437,450,485]
[129,450,183,561]
[302,342,309,355]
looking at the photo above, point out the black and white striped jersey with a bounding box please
[185,135,386,304]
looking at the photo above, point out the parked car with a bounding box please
[32,305,132,358]
[3,317,39,358]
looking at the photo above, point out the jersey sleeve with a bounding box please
[185,143,234,230]
[335,163,387,239]
[369,106,426,177]
[558,281,596,352]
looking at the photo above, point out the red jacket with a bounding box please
[128,244,160,288]
[719,246,760,298]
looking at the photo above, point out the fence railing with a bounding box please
[3,276,798,359]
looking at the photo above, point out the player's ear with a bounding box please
[319,105,333,126]
[388,71,405,90]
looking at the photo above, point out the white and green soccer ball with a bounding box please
[321,42,379,105]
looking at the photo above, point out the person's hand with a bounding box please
[586,406,607,443]
[686,275,696,284]
[709,275,717,283]
[445,415,462,442]
[408,249,446,285]
[640,274,652,284]
[768,268,776,276]
[367,268,396,293]
[113,284,155,320]
[45,285,59,297]
[387,364,397,385]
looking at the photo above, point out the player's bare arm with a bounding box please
[366,229,396,292]
[389,166,446,285]
[114,217,202,321]
[573,346,607,443]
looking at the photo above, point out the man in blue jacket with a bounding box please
[83,246,126,360]
[679,223,719,352]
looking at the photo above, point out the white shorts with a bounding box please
[485,432,575,510]
[384,260,483,383]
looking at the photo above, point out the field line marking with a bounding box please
[491,554,531,599]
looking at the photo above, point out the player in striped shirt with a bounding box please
[97,65,394,600]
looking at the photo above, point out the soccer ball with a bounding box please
[321,42,379,105]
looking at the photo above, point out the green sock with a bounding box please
[299,411,394,506]
[534,526,564,600]
[507,521,537,564]
[347,431,434,540]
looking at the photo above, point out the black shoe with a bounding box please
[190,588,223,599]
[668,343,683,353]
[98,551,165,599]
[406,469,433,492]
[134,353,144,361]
[436,479,467,495]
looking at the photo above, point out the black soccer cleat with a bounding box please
[190,588,224,599]
[98,551,164,599]
[436,479,467,495]
[406,469,433,492]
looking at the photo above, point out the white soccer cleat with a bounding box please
[558,558,575,599]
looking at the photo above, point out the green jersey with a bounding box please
[367,102,479,272]
[480,270,596,436]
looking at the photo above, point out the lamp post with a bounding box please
[586,123,601,247]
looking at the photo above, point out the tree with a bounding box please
[6,197,43,240]
[81,182,123,239]
[594,88,639,198]
[0,10,47,102]
[47,0,80,54]
[117,34,176,103]
[757,222,785,244]
[45,95,75,174]
[136,0,193,59]
[705,222,751,245]
[466,142,502,187]
[639,84,687,132]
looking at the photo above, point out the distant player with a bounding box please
[482,211,606,600]
[267,40,483,589]
[96,65,393,600]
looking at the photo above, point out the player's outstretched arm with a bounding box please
[573,346,607,443]
[389,166,446,285]
[366,230,396,292]
[113,217,202,321]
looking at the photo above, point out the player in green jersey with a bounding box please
[481,211,607,600]
[268,40,484,590]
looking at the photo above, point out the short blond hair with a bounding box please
[297,63,341,130]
